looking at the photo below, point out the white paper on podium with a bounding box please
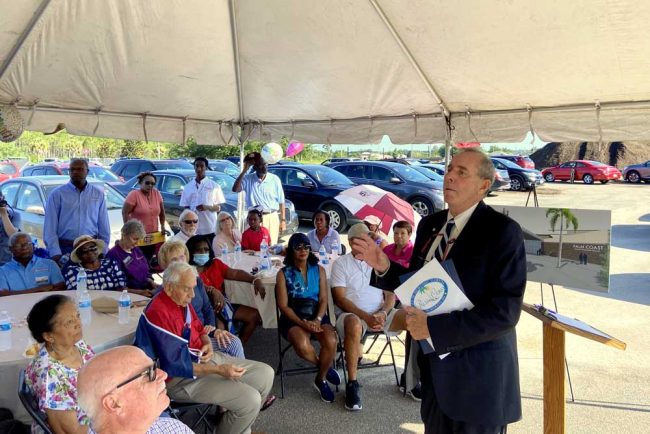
[395,259,474,359]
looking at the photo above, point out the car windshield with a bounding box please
[412,165,443,181]
[492,158,521,169]
[0,163,17,174]
[43,183,124,210]
[61,166,120,182]
[196,173,236,192]
[307,167,355,186]
[155,161,194,170]
[586,161,607,166]
[209,162,240,177]
[391,164,432,182]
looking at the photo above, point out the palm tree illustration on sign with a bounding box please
[545,208,579,267]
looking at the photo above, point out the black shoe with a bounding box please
[406,382,422,402]
[345,380,362,411]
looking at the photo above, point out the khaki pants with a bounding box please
[167,353,274,434]
[262,211,280,245]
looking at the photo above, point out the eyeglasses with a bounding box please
[294,244,311,252]
[114,359,159,390]
[77,245,98,255]
[183,219,199,224]
[143,181,156,186]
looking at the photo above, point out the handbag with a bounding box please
[289,297,317,320]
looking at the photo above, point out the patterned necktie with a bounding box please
[435,218,456,262]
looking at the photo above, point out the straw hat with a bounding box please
[363,215,381,226]
[70,235,105,263]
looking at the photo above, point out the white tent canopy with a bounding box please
[2,0,650,145]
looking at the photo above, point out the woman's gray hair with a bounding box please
[179,209,198,224]
[162,261,197,286]
[457,148,496,184]
[215,211,235,235]
[121,219,146,238]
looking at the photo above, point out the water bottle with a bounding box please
[118,290,131,325]
[76,268,87,300]
[319,245,329,265]
[234,242,242,261]
[0,311,11,351]
[260,238,268,257]
[331,240,340,257]
[78,291,92,326]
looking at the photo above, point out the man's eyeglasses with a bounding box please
[77,245,98,255]
[143,181,156,186]
[183,219,199,224]
[294,244,311,252]
[114,359,159,390]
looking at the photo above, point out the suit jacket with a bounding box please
[376,201,526,426]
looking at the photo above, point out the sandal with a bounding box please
[261,394,277,411]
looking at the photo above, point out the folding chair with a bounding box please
[168,401,217,434]
[17,369,53,434]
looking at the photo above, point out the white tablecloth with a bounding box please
[0,290,148,423]
[222,252,336,328]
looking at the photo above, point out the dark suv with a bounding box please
[328,161,443,216]
[491,154,535,169]
[110,159,194,180]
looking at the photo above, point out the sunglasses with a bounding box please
[77,245,98,255]
[183,219,199,224]
[114,359,159,390]
[143,181,156,186]
[294,244,311,252]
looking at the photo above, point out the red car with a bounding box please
[541,160,622,184]
[0,161,21,183]
[491,154,535,169]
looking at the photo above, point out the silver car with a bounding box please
[622,161,650,183]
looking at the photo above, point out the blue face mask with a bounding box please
[193,253,209,266]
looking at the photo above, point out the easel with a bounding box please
[524,183,575,402]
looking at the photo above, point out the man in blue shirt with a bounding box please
[0,193,22,265]
[43,159,110,263]
[0,233,64,296]
[232,152,285,244]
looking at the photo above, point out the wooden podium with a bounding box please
[522,303,626,434]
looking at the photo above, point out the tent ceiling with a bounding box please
[2,0,650,145]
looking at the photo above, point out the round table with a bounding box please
[221,252,335,328]
[0,290,148,424]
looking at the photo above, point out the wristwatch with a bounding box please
[315,315,323,322]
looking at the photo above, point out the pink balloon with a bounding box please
[286,141,305,157]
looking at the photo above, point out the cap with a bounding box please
[363,215,381,226]
[347,223,370,240]
[288,233,310,250]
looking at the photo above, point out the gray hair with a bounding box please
[178,209,198,223]
[9,232,31,247]
[163,261,197,286]
[121,219,146,238]
[456,148,496,185]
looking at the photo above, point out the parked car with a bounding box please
[420,163,446,176]
[622,161,650,183]
[224,156,242,166]
[490,157,544,191]
[21,162,123,183]
[110,159,194,180]
[114,169,299,236]
[411,165,444,182]
[208,159,240,177]
[541,160,622,184]
[328,161,443,216]
[268,164,359,232]
[321,157,361,165]
[377,158,423,166]
[419,161,510,193]
[0,176,128,248]
[491,154,535,169]
[0,160,21,183]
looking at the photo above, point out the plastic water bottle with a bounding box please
[0,311,11,351]
[78,291,92,326]
[76,268,87,300]
[118,290,131,325]
[331,240,340,257]
[234,242,242,261]
[260,238,268,257]
[319,245,329,265]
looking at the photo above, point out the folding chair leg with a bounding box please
[386,337,400,386]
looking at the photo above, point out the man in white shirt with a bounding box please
[180,157,225,235]
[169,210,198,244]
[330,223,406,411]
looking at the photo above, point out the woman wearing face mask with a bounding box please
[212,211,242,254]
[383,220,414,268]
[169,209,199,244]
[186,235,264,344]
[241,208,271,252]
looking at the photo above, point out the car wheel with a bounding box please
[626,170,641,183]
[510,175,524,191]
[583,174,594,184]
[544,172,555,182]
[322,204,347,232]
[600,180,609,184]
[410,197,434,217]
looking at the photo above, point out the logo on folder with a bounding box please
[411,278,448,313]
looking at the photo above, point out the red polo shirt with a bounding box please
[145,290,206,351]
[241,227,271,251]
[199,258,230,293]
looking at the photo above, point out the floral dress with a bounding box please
[63,258,126,291]
[25,340,95,431]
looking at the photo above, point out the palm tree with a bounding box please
[546,208,579,267]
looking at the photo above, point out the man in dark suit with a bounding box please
[353,148,527,433]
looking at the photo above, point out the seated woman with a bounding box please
[186,235,264,344]
[276,233,340,403]
[106,219,156,297]
[307,209,341,254]
[25,294,95,434]
[158,240,244,359]
[241,208,271,252]
[62,236,127,292]
[383,220,414,268]
[212,211,242,254]
[363,215,389,249]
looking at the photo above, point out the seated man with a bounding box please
[135,261,274,434]
[0,233,64,296]
[77,345,193,434]
[330,223,407,411]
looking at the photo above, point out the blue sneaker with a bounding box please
[325,367,341,386]
[314,379,335,403]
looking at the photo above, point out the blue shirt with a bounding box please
[0,255,63,291]
[283,263,321,302]
[0,209,22,265]
[43,182,110,257]
[307,227,341,254]
[240,172,285,210]
[190,278,216,327]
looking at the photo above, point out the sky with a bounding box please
[498,206,611,234]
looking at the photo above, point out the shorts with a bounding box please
[278,314,332,340]
[335,309,398,342]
